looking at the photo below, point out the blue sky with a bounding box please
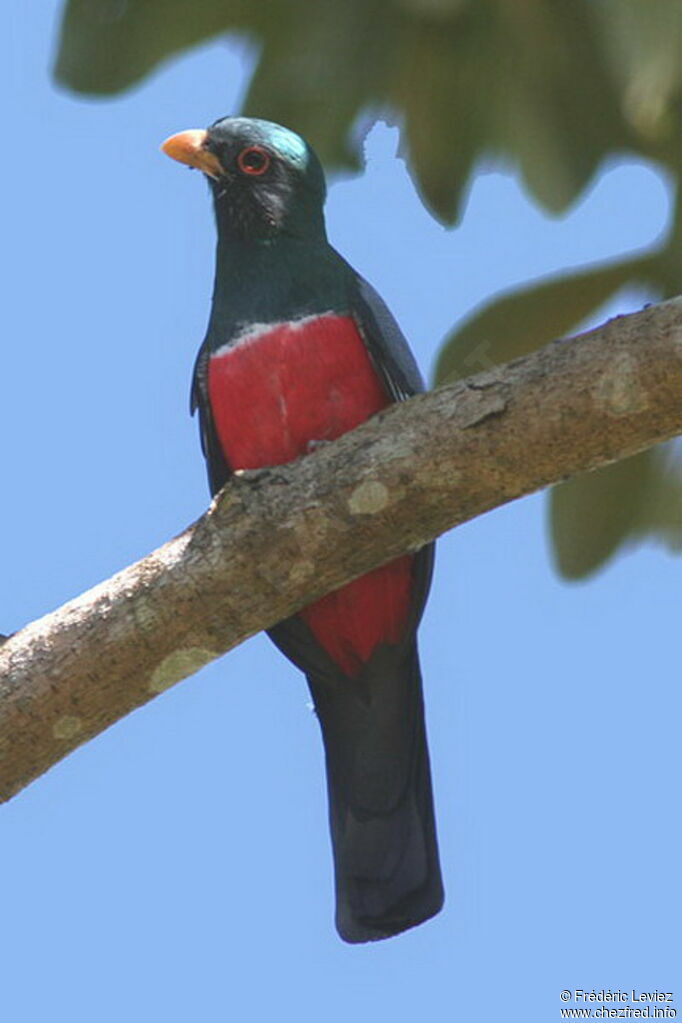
[1,4,680,1021]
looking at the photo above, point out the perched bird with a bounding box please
[161,117,443,942]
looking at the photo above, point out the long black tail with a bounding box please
[307,642,443,943]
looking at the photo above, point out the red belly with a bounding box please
[207,313,412,676]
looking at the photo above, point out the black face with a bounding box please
[202,117,326,241]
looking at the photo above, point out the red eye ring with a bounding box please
[237,145,271,176]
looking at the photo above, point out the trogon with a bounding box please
[161,117,443,943]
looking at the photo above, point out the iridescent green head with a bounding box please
[162,116,327,241]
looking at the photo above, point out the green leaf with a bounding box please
[596,0,682,142]
[630,444,682,551]
[392,4,494,223]
[433,252,657,385]
[549,450,659,580]
[491,0,631,213]
[242,0,391,169]
[54,0,256,96]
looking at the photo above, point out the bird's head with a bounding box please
[161,116,327,242]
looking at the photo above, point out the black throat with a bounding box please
[205,235,352,352]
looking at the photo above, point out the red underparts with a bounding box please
[207,313,412,676]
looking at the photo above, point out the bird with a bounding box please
[161,116,443,943]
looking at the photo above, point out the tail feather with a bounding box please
[308,643,443,943]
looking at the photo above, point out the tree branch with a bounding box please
[3,297,682,802]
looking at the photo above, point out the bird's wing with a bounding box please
[190,336,232,495]
[349,271,426,401]
[348,267,434,629]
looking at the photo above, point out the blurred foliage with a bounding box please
[55,0,682,577]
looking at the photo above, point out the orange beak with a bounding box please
[160,129,224,179]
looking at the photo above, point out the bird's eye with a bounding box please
[237,145,271,176]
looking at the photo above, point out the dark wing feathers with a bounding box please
[347,266,435,634]
[349,272,425,401]
[191,338,231,495]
